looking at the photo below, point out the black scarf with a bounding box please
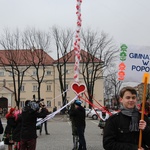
[120,107,139,132]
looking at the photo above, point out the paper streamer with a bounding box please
[74,0,82,82]
[36,96,78,126]
[99,111,110,121]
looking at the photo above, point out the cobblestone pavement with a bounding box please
[1,115,104,150]
[36,115,104,150]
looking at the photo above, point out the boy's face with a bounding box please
[120,91,137,109]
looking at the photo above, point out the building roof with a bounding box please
[0,86,14,94]
[0,49,54,66]
[0,49,102,66]
[54,49,102,63]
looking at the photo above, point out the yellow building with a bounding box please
[0,49,104,112]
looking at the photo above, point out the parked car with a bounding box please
[85,108,91,117]
[88,108,102,120]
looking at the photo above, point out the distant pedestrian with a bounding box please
[69,103,78,150]
[3,108,7,116]
[0,117,3,134]
[69,99,87,150]
[53,106,57,112]
[39,102,50,135]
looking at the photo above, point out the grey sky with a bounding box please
[0,0,150,56]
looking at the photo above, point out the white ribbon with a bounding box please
[36,96,78,126]
[99,111,110,121]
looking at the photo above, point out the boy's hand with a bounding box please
[139,120,146,130]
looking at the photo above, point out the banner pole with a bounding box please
[138,73,148,148]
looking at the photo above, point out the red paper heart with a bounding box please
[71,83,86,95]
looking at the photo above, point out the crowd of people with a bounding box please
[1,100,50,150]
[68,86,150,150]
[0,86,150,150]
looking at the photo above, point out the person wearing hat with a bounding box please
[3,107,16,150]
[20,100,44,150]
[69,99,87,150]
[39,102,50,135]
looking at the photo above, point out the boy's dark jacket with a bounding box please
[103,112,150,150]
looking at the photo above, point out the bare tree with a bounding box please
[52,27,74,111]
[105,67,122,108]
[0,28,52,106]
[0,29,31,107]
[22,28,52,100]
[80,29,119,108]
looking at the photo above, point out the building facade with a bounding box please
[0,49,104,113]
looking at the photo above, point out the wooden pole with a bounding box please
[138,73,148,148]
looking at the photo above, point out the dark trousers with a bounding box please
[20,138,36,150]
[40,121,48,134]
[77,126,87,150]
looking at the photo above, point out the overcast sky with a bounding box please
[0,0,150,53]
[0,0,150,58]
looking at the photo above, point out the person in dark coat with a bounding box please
[39,102,50,135]
[13,113,22,150]
[0,118,3,134]
[103,86,150,150]
[69,99,87,150]
[4,107,16,150]
[69,103,78,150]
[20,100,43,150]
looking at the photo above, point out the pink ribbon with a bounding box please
[74,0,82,82]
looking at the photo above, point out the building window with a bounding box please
[21,85,25,92]
[88,69,92,74]
[20,72,23,76]
[66,84,69,89]
[58,101,61,106]
[0,71,4,76]
[20,101,25,108]
[47,101,51,107]
[46,70,51,75]
[33,85,38,91]
[66,70,69,74]
[9,72,13,76]
[47,85,51,91]
[62,70,69,74]
[33,70,37,76]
